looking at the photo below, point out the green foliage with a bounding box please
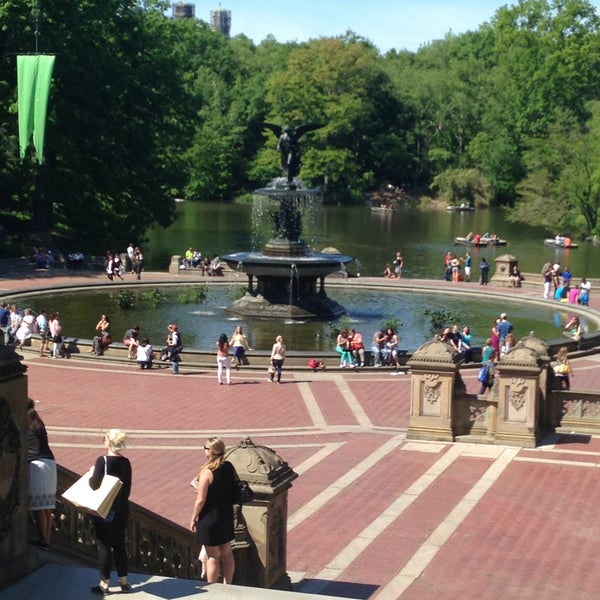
[328,315,352,338]
[177,285,208,304]
[380,316,403,332]
[3,0,600,251]
[431,168,491,207]
[115,290,136,310]
[423,309,463,335]
[140,288,166,308]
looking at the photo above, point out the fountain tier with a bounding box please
[223,184,354,320]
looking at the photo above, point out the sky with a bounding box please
[199,0,600,53]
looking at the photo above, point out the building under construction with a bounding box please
[210,4,231,37]
[171,2,195,19]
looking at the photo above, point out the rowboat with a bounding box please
[446,204,474,212]
[455,236,507,247]
[544,238,578,249]
[371,205,395,213]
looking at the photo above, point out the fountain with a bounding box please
[223,123,354,320]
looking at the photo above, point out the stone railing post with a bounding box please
[406,339,463,442]
[491,253,518,286]
[224,436,298,590]
[168,255,181,275]
[0,346,30,588]
[493,333,550,448]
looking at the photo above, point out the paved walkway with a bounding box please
[4,271,600,599]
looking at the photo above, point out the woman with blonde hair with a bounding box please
[190,437,237,584]
[229,325,252,369]
[269,335,286,383]
[554,346,573,390]
[89,429,132,595]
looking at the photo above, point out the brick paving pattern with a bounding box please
[4,270,600,599]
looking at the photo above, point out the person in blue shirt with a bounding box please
[496,313,513,344]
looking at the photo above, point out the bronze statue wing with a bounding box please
[261,122,283,138]
[295,124,324,138]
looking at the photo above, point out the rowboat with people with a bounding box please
[455,235,507,247]
[544,237,578,249]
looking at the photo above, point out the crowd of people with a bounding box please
[180,247,223,276]
[542,261,591,305]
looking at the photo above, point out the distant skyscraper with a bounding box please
[172,2,195,19]
[210,4,231,38]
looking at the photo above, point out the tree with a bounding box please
[431,168,491,207]
[511,103,600,236]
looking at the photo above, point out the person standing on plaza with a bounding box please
[111,252,124,281]
[229,325,252,370]
[579,277,591,305]
[190,437,237,584]
[132,247,143,280]
[89,429,132,595]
[478,339,496,394]
[36,309,49,356]
[479,257,490,285]
[27,400,57,549]
[49,312,63,358]
[216,333,231,385]
[393,251,403,278]
[542,262,554,299]
[461,252,472,282]
[497,313,513,347]
[126,243,135,273]
[166,323,181,374]
[269,335,286,383]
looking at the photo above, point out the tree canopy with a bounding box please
[2,0,600,253]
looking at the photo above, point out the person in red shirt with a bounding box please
[349,329,365,367]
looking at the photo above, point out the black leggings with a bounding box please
[94,512,129,579]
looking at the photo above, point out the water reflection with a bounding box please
[147,203,600,280]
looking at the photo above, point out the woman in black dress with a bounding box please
[190,437,237,584]
[89,429,132,595]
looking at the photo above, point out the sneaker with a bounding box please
[91,585,109,596]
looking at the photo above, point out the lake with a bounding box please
[145,202,600,281]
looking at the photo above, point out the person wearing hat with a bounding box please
[89,429,132,595]
[497,313,513,345]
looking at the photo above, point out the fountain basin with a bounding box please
[223,250,354,320]
[223,250,354,278]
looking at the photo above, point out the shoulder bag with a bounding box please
[62,456,123,519]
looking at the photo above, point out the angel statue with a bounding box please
[261,123,323,183]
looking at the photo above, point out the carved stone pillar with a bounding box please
[491,253,518,286]
[406,339,462,442]
[224,436,298,590]
[494,335,548,448]
[0,346,29,588]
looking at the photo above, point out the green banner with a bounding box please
[17,55,55,164]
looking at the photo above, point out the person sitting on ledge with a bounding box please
[508,265,523,288]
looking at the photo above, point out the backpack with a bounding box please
[477,363,491,383]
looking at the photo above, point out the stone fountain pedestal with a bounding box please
[223,186,353,320]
